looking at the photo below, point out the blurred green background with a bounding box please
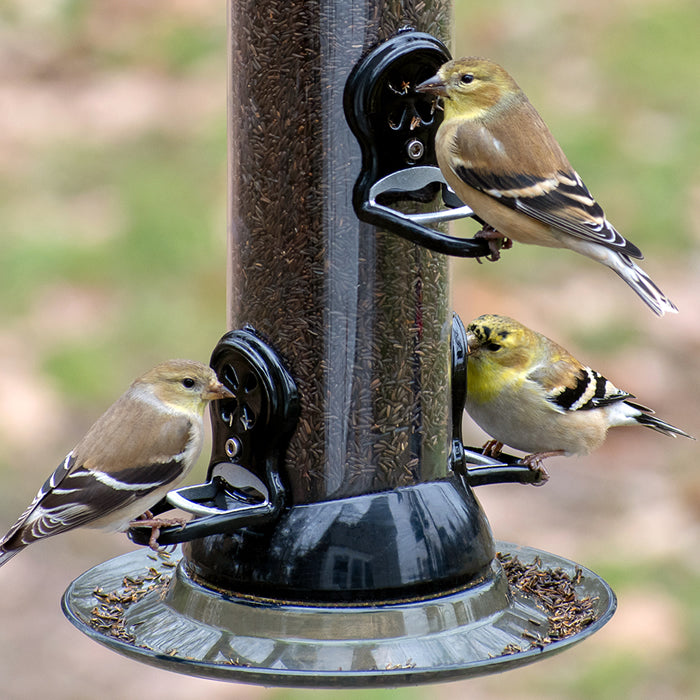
[0,1,698,699]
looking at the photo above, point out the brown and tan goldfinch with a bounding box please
[465,314,693,478]
[416,58,677,317]
[0,360,232,566]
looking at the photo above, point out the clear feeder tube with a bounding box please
[227,0,452,504]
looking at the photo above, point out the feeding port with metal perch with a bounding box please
[62,0,616,688]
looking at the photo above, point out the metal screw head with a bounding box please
[406,138,424,161]
[225,437,241,458]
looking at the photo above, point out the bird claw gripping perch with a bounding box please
[343,29,492,258]
[450,313,547,487]
[128,327,299,547]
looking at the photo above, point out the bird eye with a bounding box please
[460,73,474,85]
[486,342,501,352]
[181,377,196,389]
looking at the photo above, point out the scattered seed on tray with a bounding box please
[88,566,171,645]
[497,552,599,655]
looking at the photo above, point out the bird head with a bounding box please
[136,360,234,415]
[415,57,519,120]
[466,314,533,371]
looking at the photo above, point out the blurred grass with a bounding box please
[0,1,698,699]
[2,129,227,401]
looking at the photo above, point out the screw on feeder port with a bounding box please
[406,138,424,161]
[225,437,241,459]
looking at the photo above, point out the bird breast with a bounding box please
[466,380,609,456]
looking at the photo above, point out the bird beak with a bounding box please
[415,73,448,97]
[204,379,235,401]
[466,332,477,355]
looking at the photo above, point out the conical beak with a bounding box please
[466,332,477,355]
[204,379,235,401]
[415,73,448,97]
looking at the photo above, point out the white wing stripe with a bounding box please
[92,470,165,492]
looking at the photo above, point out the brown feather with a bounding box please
[527,351,587,395]
[72,391,193,473]
[449,98,570,178]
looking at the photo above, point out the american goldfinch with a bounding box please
[0,360,232,566]
[465,314,693,478]
[416,58,677,317]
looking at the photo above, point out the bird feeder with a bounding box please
[62,0,615,687]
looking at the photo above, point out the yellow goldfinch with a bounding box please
[0,360,232,566]
[465,314,693,478]
[416,58,677,317]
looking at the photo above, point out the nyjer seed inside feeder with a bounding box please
[62,0,615,686]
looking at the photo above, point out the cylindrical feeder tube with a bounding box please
[228,0,452,505]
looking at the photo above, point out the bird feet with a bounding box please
[481,439,504,458]
[481,442,558,486]
[129,511,189,551]
[474,225,512,262]
[521,451,564,485]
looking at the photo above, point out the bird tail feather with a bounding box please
[628,401,694,439]
[609,254,678,317]
[0,547,22,569]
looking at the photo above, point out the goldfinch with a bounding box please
[465,314,693,478]
[416,58,677,317]
[0,360,232,566]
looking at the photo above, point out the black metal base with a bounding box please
[62,542,616,687]
[182,476,494,602]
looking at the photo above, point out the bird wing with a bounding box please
[3,454,190,547]
[528,357,633,414]
[447,114,643,259]
[1,397,195,550]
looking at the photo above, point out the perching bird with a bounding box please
[465,314,693,478]
[416,58,677,317]
[0,360,232,567]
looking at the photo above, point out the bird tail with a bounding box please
[627,400,694,439]
[0,546,22,569]
[607,254,678,317]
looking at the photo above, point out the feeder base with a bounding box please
[62,542,615,687]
